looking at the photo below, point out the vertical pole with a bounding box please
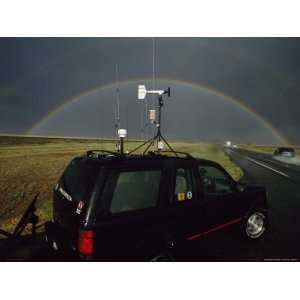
[120,137,124,155]
[151,37,156,146]
[157,95,163,150]
[115,63,120,151]
[158,96,163,132]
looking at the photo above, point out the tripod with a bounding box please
[129,94,178,156]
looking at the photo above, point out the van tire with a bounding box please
[149,252,175,262]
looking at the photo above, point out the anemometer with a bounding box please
[127,85,177,155]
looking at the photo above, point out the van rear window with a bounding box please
[110,170,161,213]
[62,158,100,202]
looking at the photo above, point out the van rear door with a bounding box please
[53,157,101,247]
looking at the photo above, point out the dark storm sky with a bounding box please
[0,37,300,144]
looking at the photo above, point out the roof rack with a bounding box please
[86,149,194,160]
[86,149,121,158]
[148,150,194,158]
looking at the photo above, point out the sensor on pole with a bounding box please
[130,85,176,156]
[138,85,170,100]
[117,128,127,154]
[149,109,156,123]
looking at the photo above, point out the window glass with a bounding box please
[174,168,194,202]
[62,158,100,202]
[198,165,233,195]
[110,170,161,213]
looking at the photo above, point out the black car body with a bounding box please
[273,147,296,158]
[45,150,268,261]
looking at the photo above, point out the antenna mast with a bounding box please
[114,64,127,154]
[114,64,120,132]
[151,37,156,139]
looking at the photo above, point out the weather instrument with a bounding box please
[149,109,156,124]
[138,85,170,100]
[129,85,177,155]
[117,128,127,154]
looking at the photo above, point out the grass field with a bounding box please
[0,136,243,234]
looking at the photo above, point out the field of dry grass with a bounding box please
[0,136,243,234]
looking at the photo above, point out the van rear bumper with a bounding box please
[45,221,78,259]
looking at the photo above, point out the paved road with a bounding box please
[214,147,300,261]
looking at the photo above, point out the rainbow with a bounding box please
[27,78,289,144]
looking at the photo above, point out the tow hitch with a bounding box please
[0,193,40,240]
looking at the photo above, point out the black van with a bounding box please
[45,150,268,261]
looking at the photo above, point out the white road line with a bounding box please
[225,148,292,179]
[245,156,291,178]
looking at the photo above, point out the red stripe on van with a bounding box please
[187,217,242,241]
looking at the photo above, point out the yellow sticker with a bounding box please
[177,192,186,201]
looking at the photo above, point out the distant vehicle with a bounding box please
[273,147,295,158]
[45,150,269,261]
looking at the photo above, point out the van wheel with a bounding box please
[243,211,267,239]
[149,252,174,262]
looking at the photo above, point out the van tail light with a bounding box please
[78,230,94,257]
